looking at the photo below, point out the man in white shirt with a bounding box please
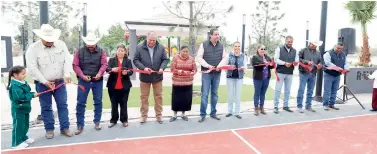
[196,29,228,123]
[273,36,299,114]
[26,24,73,139]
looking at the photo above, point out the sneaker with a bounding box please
[198,117,205,123]
[210,115,221,120]
[329,105,339,110]
[225,113,233,117]
[283,107,293,112]
[274,107,279,114]
[297,108,304,113]
[170,116,177,122]
[306,108,316,112]
[324,106,330,111]
[181,116,189,121]
[25,138,35,144]
[12,142,28,149]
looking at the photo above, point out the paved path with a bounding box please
[1,103,375,150]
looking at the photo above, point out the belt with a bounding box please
[49,79,63,82]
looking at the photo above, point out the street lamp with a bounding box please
[78,25,81,49]
[83,3,87,37]
[314,1,328,102]
[306,21,309,46]
[21,20,26,67]
[241,14,246,54]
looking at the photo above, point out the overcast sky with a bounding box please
[1,0,377,51]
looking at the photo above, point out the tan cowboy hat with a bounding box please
[33,24,61,42]
[307,39,323,47]
[82,32,101,45]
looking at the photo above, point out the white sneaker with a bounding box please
[12,142,28,149]
[25,138,35,144]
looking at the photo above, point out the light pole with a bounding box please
[39,1,48,25]
[78,25,81,50]
[21,21,26,67]
[83,3,87,37]
[314,1,328,102]
[241,14,246,54]
[306,21,309,47]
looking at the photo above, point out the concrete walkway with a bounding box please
[0,67,362,130]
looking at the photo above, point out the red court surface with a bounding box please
[3,114,377,154]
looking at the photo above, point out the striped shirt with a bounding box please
[171,55,197,86]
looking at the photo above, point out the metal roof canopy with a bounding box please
[124,21,220,37]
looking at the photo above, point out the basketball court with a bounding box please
[2,104,377,154]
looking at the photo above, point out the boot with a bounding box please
[254,107,259,116]
[260,106,266,115]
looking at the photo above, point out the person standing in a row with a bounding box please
[73,32,108,134]
[169,46,197,122]
[252,44,273,116]
[196,29,227,123]
[223,42,245,119]
[133,31,169,124]
[107,44,133,127]
[26,24,73,139]
[296,40,323,113]
[322,43,349,110]
[273,36,298,114]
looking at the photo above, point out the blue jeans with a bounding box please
[253,78,270,107]
[200,72,221,118]
[274,73,293,108]
[226,78,243,115]
[36,79,70,131]
[297,72,316,109]
[323,72,340,106]
[76,78,103,128]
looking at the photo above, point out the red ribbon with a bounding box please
[326,66,349,74]
[37,82,85,95]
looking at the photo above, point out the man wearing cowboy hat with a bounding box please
[26,24,73,139]
[296,40,323,113]
[72,32,108,134]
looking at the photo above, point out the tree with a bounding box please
[345,1,376,66]
[162,1,233,56]
[2,1,80,51]
[249,1,287,56]
[100,23,126,55]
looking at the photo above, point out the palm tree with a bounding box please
[345,1,376,65]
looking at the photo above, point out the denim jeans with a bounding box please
[36,79,70,131]
[76,78,103,128]
[226,78,243,115]
[274,73,293,108]
[297,72,316,109]
[322,72,341,106]
[253,78,270,107]
[200,72,221,118]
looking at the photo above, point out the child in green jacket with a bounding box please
[7,66,38,149]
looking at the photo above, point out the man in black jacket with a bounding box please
[133,31,168,124]
[296,40,323,113]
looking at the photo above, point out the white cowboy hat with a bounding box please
[33,24,61,42]
[307,40,323,47]
[82,32,101,45]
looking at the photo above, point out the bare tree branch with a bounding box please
[162,1,189,20]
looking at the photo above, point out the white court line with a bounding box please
[231,129,261,154]
[1,101,367,132]
[2,113,376,152]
